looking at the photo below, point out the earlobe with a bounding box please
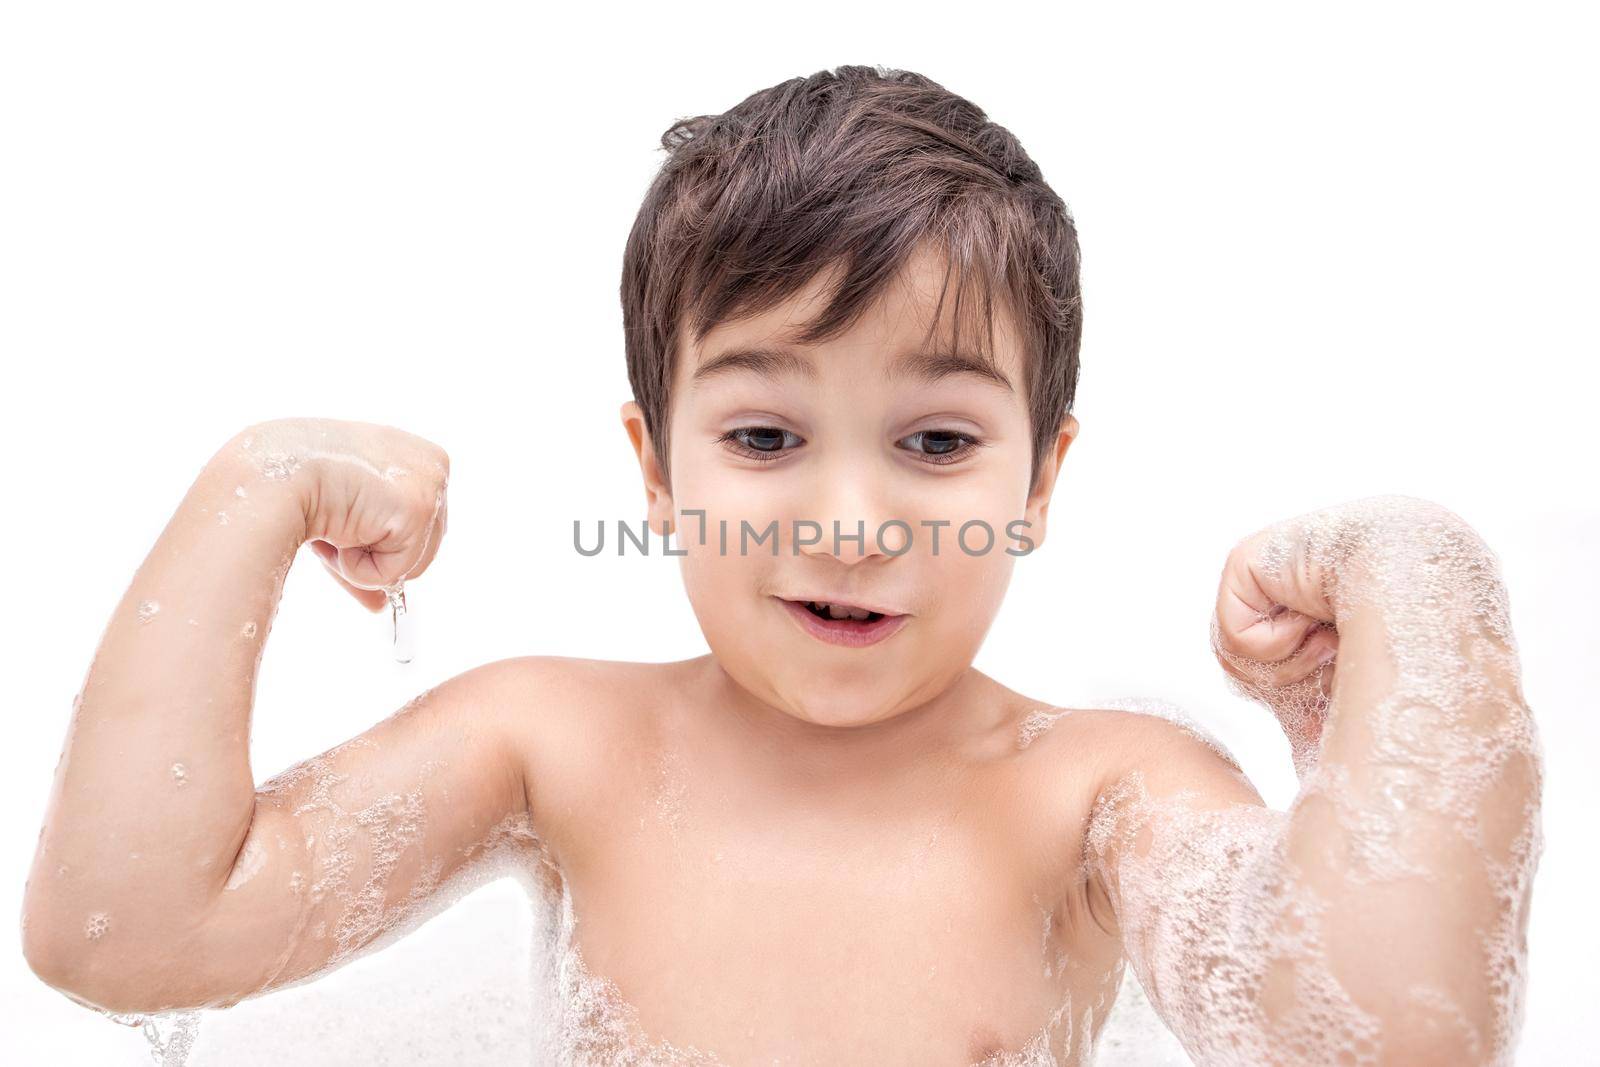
[1024,415,1080,550]
[620,400,676,537]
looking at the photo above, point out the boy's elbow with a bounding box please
[22,920,75,997]
[1364,995,1499,1066]
[1374,1023,1488,1067]
[23,941,184,1017]
[22,922,118,1013]
[20,884,79,992]
[21,903,173,1017]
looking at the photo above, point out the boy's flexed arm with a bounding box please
[1084,496,1543,1066]
[20,419,543,1015]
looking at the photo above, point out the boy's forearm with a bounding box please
[1185,525,1544,1063]
[1274,550,1542,1061]
[24,430,309,968]
[1101,516,1543,1066]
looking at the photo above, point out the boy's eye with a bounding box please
[899,430,981,465]
[717,426,803,462]
[715,426,983,466]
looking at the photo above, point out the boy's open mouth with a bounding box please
[775,597,909,648]
[799,600,886,623]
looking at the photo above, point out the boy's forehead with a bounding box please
[677,244,1027,391]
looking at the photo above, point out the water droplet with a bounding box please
[234,485,247,498]
[217,511,230,525]
[261,452,302,480]
[133,1009,201,1064]
[385,582,415,663]
[171,762,188,786]
[137,600,160,623]
[83,912,109,940]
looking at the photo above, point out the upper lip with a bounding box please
[776,594,909,617]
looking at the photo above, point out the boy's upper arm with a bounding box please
[1079,707,1269,936]
[150,656,573,1011]
[1079,708,1300,1057]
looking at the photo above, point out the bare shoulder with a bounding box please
[1008,700,1265,854]
[484,654,691,868]
[1030,703,1259,810]
[1010,701,1233,781]
[1011,701,1266,938]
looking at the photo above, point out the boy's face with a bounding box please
[623,242,1077,730]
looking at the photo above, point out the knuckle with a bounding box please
[1211,621,1250,660]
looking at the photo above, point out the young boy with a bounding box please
[22,66,1541,1065]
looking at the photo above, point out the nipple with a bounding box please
[384,581,415,664]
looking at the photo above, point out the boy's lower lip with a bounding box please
[775,597,909,648]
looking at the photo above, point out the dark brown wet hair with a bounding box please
[621,64,1082,495]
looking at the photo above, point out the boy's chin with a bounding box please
[776,694,907,730]
[759,671,929,729]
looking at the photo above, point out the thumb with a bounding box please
[308,540,390,613]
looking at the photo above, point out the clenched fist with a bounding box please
[229,418,450,612]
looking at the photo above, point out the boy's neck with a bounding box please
[689,655,1022,786]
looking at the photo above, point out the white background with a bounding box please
[2,2,1594,1063]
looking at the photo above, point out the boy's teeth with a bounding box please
[811,601,872,621]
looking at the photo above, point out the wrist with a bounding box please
[206,425,316,543]
[1314,497,1502,626]
[1324,502,1525,719]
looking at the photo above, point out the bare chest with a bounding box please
[537,742,1124,1065]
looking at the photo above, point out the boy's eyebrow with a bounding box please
[691,346,820,387]
[890,350,1014,393]
[690,346,1014,392]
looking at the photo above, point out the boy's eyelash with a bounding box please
[900,429,985,465]
[715,427,799,463]
[714,427,985,466]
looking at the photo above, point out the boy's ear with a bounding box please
[620,401,676,537]
[1022,414,1079,550]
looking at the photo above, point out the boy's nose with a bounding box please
[796,467,901,565]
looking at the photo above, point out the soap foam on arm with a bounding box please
[1084,497,1544,1066]
[180,657,549,1010]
